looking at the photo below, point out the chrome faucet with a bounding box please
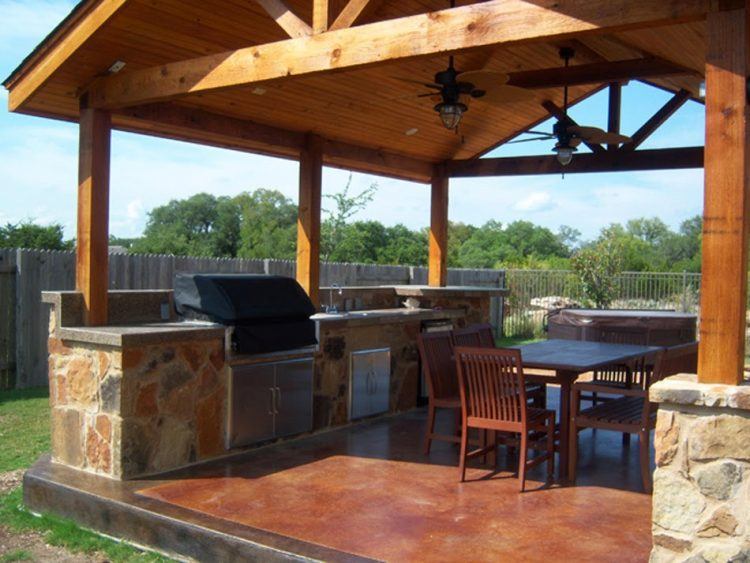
[327,283,343,313]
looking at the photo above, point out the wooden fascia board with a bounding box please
[86,0,713,109]
[7,0,130,112]
[114,103,432,183]
[446,146,704,177]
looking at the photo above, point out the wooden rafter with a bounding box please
[541,100,606,154]
[507,58,691,90]
[329,0,378,31]
[255,0,312,38]
[446,147,703,177]
[313,0,329,34]
[607,82,622,151]
[85,0,714,110]
[621,88,691,151]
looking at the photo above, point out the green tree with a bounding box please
[131,193,240,257]
[322,175,377,261]
[0,221,72,250]
[571,238,623,308]
[235,189,297,259]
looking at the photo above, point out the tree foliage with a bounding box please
[0,222,72,250]
[571,238,623,308]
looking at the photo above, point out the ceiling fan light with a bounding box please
[435,102,466,130]
[554,144,576,166]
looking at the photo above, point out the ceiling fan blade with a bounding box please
[506,136,555,144]
[478,85,536,104]
[569,125,631,145]
[392,76,442,89]
[456,70,510,89]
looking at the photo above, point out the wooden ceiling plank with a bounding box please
[85,0,714,109]
[621,88,691,151]
[8,0,130,112]
[507,57,693,90]
[329,0,377,31]
[447,146,704,177]
[541,99,606,154]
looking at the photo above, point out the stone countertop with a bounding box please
[312,307,465,327]
[651,373,750,411]
[391,285,508,298]
[56,321,226,348]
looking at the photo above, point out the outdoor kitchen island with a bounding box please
[40,284,506,481]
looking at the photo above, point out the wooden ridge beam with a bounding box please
[541,100,606,154]
[621,88,692,151]
[329,0,378,31]
[255,0,312,38]
[507,58,692,90]
[446,147,704,177]
[86,0,713,109]
[114,103,433,182]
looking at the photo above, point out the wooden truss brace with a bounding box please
[255,0,313,38]
[621,88,692,151]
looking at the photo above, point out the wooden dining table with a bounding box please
[513,339,661,481]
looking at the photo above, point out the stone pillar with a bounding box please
[650,374,750,562]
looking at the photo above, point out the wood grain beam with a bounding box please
[507,58,691,90]
[697,6,750,385]
[446,147,704,177]
[607,82,622,151]
[7,0,130,112]
[87,0,714,109]
[313,0,329,33]
[621,88,691,151]
[428,165,449,287]
[329,0,377,31]
[541,100,606,154]
[76,102,111,326]
[255,0,312,38]
[114,103,433,182]
[297,135,323,307]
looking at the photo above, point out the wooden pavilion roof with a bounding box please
[4,0,706,183]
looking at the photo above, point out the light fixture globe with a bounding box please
[553,143,576,166]
[435,102,467,130]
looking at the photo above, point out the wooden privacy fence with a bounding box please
[0,249,505,389]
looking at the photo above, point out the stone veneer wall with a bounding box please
[48,311,227,479]
[650,374,750,562]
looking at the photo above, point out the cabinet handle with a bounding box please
[275,386,282,413]
[366,371,372,394]
[372,371,378,395]
[268,387,275,415]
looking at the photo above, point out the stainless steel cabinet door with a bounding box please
[228,363,275,448]
[274,358,313,438]
[369,349,391,415]
[350,348,390,420]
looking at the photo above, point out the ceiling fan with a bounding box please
[508,47,632,165]
[395,1,535,131]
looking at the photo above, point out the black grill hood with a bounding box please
[174,273,316,323]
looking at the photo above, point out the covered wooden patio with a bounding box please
[5,0,750,560]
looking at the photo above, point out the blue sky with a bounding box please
[0,0,705,241]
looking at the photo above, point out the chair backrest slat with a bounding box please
[452,323,496,348]
[417,331,458,400]
[643,341,699,422]
[455,346,526,424]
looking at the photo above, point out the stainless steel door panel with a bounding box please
[228,363,275,448]
[350,348,390,420]
[370,349,391,415]
[275,358,313,437]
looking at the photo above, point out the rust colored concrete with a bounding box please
[138,400,652,562]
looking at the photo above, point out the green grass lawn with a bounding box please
[0,387,172,562]
[496,336,543,348]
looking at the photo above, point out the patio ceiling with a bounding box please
[4,0,706,183]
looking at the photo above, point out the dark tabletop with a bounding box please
[513,339,661,372]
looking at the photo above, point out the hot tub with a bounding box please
[546,309,697,346]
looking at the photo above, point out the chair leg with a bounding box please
[458,421,469,482]
[569,421,578,484]
[639,430,652,493]
[622,432,631,445]
[423,403,436,455]
[518,430,528,492]
[546,414,555,484]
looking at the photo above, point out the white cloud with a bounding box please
[513,191,555,212]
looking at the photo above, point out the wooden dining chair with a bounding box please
[455,346,556,491]
[451,324,547,409]
[569,341,698,492]
[417,331,461,454]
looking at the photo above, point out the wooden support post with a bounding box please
[313,0,329,33]
[296,134,323,308]
[76,102,111,326]
[607,82,621,152]
[698,6,749,385]
[428,165,449,287]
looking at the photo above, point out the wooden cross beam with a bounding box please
[255,0,312,38]
[85,0,714,110]
[541,100,606,154]
[446,147,704,177]
[621,89,692,151]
